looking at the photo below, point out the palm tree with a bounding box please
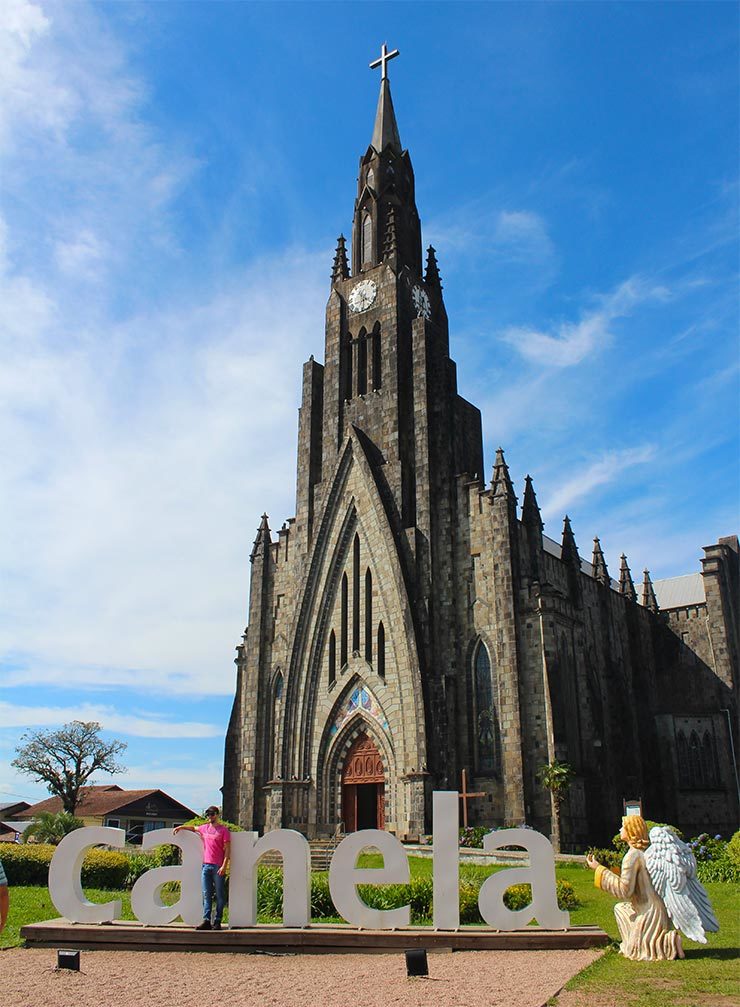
[537,759,575,852]
[23,811,84,845]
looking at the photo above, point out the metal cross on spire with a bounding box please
[369,42,400,81]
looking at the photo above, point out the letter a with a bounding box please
[477,828,569,930]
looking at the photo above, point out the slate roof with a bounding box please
[652,572,706,610]
[17,785,195,820]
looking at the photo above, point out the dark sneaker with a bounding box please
[196,920,211,930]
[212,922,222,931]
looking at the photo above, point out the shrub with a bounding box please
[459,827,488,849]
[309,874,336,918]
[697,858,740,884]
[612,820,682,854]
[726,829,740,868]
[0,842,128,888]
[80,849,129,889]
[585,847,622,870]
[0,843,55,884]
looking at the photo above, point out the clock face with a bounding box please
[348,279,377,313]
[412,285,431,320]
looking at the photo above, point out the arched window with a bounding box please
[371,322,382,390]
[365,568,373,662]
[362,212,373,267]
[341,573,348,667]
[357,327,367,395]
[343,332,353,401]
[366,168,375,190]
[377,621,385,679]
[473,640,496,773]
[676,730,689,782]
[688,731,702,788]
[270,670,283,779]
[701,731,716,787]
[328,630,336,687]
[352,535,361,653]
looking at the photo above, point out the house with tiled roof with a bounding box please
[0,801,32,843]
[18,786,196,845]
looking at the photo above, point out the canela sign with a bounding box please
[48,792,569,930]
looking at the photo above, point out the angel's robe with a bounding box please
[595,847,683,961]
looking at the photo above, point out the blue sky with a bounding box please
[1,1,738,816]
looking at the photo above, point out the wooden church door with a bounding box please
[341,733,385,831]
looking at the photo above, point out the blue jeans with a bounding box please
[201,863,226,924]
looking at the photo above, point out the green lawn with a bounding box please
[3,857,737,1007]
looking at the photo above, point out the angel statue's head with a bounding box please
[621,815,649,850]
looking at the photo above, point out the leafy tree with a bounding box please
[537,758,575,852]
[23,811,84,845]
[12,720,127,814]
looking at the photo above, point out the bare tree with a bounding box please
[12,720,127,814]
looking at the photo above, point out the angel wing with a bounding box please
[645,826,719,943]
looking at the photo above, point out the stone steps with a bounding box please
[257,837,343,872]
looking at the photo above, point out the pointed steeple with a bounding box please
[619,553,637,602]
[331,234,349,283]
[371,78,402,154]
[424,246,442,289]
[642,569,659,613]
[491,447,516,503]
[250,513,272,562]
[561,516,580,567]
[591,537,610,587]
[521,475,543,532]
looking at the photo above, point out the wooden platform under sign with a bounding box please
[21,918,610,954]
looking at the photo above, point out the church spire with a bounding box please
[331,234,349,283]
[250,513,272,562]
[351,45,421,277]
[370,77,402,154]
[642,569,659,613]
[619,553,637,602]
[424,246,442,289]
[561,515,579,567]
[591,536,610,587]
[491,447,516,503]
[369,43,402,154]
[521,475,543,533]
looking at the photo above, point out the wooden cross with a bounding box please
[369,42,400,81]
[459,769,485,828]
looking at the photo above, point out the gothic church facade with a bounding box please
[223,71,739,845]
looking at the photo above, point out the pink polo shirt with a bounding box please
[196,822,231,866]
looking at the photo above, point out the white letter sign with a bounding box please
[477,827,570,930]
[46,795,573,934]
[130,828,203,926]
[228,829,311,928]
[49,826,125,923]
[329,829,410,928]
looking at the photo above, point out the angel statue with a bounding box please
[586,816,719,961]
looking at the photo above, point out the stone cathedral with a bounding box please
[223,58,739,846]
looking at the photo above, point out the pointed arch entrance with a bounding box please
[342,732,385,831]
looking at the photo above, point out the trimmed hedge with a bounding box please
[0,843,129,889]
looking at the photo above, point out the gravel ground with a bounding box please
[0,947,601,1007]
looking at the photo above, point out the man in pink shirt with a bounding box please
[175,805,231,930]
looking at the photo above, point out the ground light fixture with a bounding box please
[404,948,428,977]
[56,949,80,971]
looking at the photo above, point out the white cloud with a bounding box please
[428,206,554,265]
[0,701,221,738]
[0,246,326,696]
[541,445,657,521]
[54,228,107,278]
[502,276,671,368]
